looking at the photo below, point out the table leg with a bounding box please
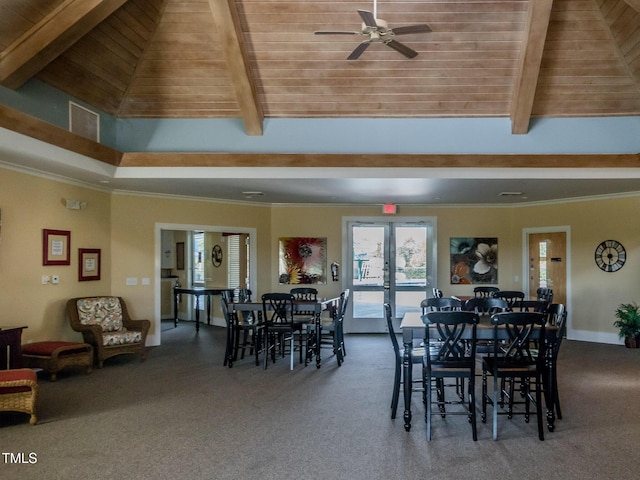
[174,291,179,327]
[194,295,200,332]
[544,341,556,431]
[206,295,212,325]
[402,329,413,431]
[315,311,322,368]
[225,313,234,368]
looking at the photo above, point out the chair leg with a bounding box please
[469,376,478,441]
[290,335,294,370]
[492,374,499,440]
[536,375,545,440]
[481,369,487,423]
[553,370,562,419]
[391,359,401,419]
[426,372,432,441]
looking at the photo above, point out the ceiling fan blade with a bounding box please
[357,10,377,28]
[314,31,359,35]
[347,42,371,60]
[392,24,432,35]
[385,39,418,58]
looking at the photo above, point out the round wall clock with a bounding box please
[594,240,626,272]
[211,244,223,267]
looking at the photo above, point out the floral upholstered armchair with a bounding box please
[67,297,150,368]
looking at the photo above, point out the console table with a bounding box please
[0,325,28,369]
[174,287,234,332]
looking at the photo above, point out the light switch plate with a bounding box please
[126,277,138,286]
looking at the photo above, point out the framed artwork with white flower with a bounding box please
[450,237,498,284]
[278,237,327,284]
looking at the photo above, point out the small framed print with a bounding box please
[43,229,71,266]
[176,242,185,270]
[78,248,101,281]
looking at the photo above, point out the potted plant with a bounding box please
[614,303,640,348]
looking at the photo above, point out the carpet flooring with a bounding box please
[2,320,640,480]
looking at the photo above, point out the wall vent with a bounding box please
[69,102,100,142]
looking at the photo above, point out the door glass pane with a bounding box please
[538,241,548,288]
[395,291,425,318]
[395,226,427,287]
[352,226,385,287]
[193,232,205,285]
[353,291,384,318]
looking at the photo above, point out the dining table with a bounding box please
[174,286,235,332]
[227,296,341,369]
[400,311,558,433]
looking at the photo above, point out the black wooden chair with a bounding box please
[493,290,525,310]
[544,303,567,421]
[385,303,424,420]
[421,297,462,313]
[481,311,547,440]
[307,290,349,366]
[513,299,549,314]
[261,293,305,370]
[221,295,257,368]
[473,286,500,298]
[536,287,554,307]
[422,310,480,440]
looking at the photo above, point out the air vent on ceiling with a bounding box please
[69,102,100,142]
[499,191,523,197]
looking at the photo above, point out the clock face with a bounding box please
[211,244,223,267]
[595,240,626,272]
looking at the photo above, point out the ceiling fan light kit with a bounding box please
[315,8,431,60]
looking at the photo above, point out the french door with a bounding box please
[345,218,436,333]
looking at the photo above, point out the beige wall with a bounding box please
[2,165,638,347]
[0,168,112,343]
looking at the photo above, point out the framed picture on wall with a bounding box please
[43,229,71,266]
[450,237,498,284]
[176,242,185,270]
[278,237,327,284]
[78,248,101,281]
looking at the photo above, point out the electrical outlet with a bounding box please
[51,275,60,284]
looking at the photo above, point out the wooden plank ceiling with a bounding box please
[1,0,640,137]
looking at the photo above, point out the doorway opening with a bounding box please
[344,217,437,333]
[154,223,257,346]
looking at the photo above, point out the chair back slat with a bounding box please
[492,290,525,310]
[423,311,479,364]
[422,297,462,313]
[473,286,500,298]
[491,312,546,363]
[262,293,295,324]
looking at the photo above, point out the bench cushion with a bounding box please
[22,341,89,356]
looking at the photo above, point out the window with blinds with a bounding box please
[227,235,240,288]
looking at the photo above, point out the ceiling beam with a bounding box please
[0,0,128,89]
[208,0,264,136]
[119,152,640,169]
[510,0,554,134]
[3,103,639,171]
[0,104,122,165]
[623,0,640,13]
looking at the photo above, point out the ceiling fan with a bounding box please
[314,2,431,60]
